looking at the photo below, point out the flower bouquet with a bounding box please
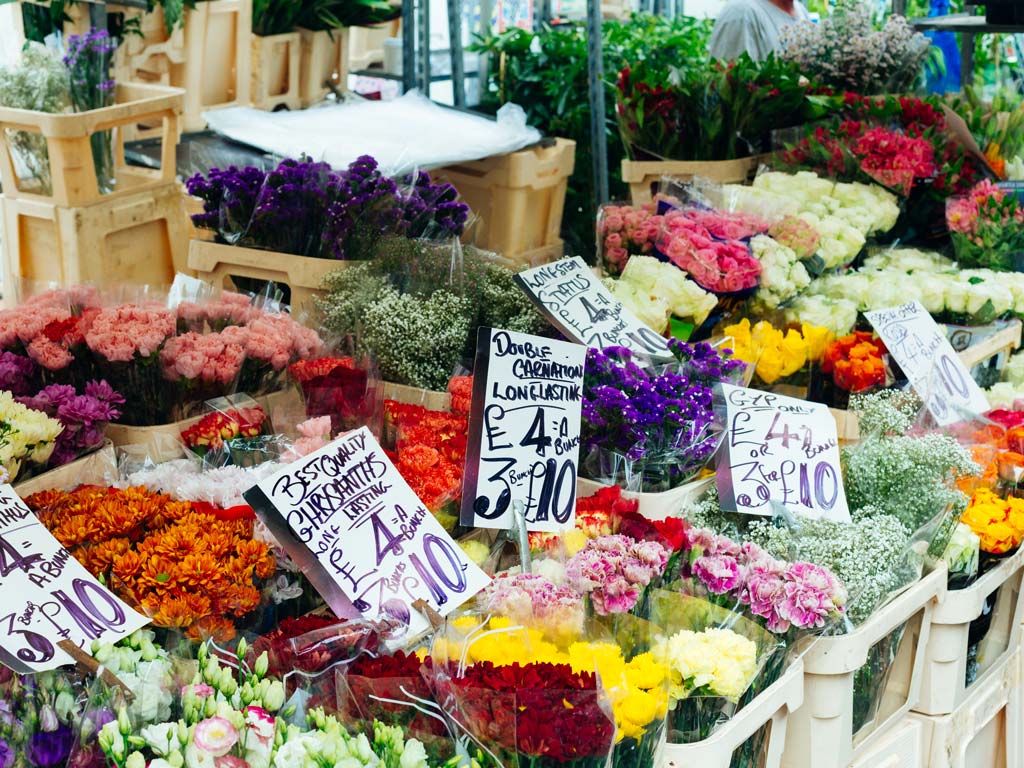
[597,200,662,275]
[654,210,762,296]
[603,256,718,339]
[581,341,742,492]
[159,330,246,421]
[0,665,85,768]
[724,319,833,396]
[289,355,383,436]
[179,399,273,468]
[220,312,325,396]
[810,331,890,409]
[64,29,118,193]
[946,180,1024,271]
[16,380,123,469]
[0,391,63,482]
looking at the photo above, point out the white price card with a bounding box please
[515,256,674,360]
[461,328,587,531]
[0,485,149,673]
[244,427,490,639]
[865,301,989,426]
[716,384,850,522]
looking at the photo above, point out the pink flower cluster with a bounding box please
[221,313,323,371]
[598,202,663,274]
[854,127,936,197]
[85,304,177,362]
[683,209,770,241]
[946,180,1023,239]
[160,331,246,384]
[688,528,846,633]
[768,216,821,260]
[179,291,259,331]
[656,210,762,294]
[565,534,670,616]
[482,572,585,628]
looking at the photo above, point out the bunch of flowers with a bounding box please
[783,295,861,338]
[947,180,1024,271]
[28,486,276,642]
[16,380,123,468]
[747,234,812,312]
[159,331,246,420]
[180,405,269,462]
[0,666,83,768]
[820,332,888,394]
[564,534,671,616]
[946,87,1024,181]
[529,485,637,556]
[724,318,832,388]
[186,155,469,259]
[960,488,1024,555]
[64,29,118,192]
[581,342,737,491]
[767,215,820,261]
[289,356,378,435]
[0,391,63,482]
[219,312,325,395]
[598,201,663,274]
[603,255,718,334]
[448,375,473,416]
[778,0,930,94]
[656,210,762,294]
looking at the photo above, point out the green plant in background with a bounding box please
[947,86,1024,177]
[7,0,189,37]
[296,0,400,30]
[473,13,711,258]
[253,0,304,35]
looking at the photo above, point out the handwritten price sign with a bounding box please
[462,328,586,531]
[244,428,490,639]
[0,486,149,673]
[865,301,989,426]
[515,256,674,361]
[716,385,850,522]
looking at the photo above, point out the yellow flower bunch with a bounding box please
[961,488,1024,554]
[724,318,833,385]
[0,391,62,480]
[652,627,758,706]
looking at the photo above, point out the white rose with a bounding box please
[918,275,947,314]
[945,281,970,314]
[400,739,430,768]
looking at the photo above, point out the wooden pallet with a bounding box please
[298,27,350,107]
[251,32,302,111]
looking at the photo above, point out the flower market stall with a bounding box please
[3,1,1024,767]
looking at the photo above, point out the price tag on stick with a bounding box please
[716,384,850,522]
[244,428,490,639]
[0,485,149,674]
[515,256,674,361]
[461,328,587,531]
[865,301,989,426]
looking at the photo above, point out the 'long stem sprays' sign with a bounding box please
[0,485,150,673]
[461,328,586,531]
[716,384,850,522]
[514,256,674,361]
[244,427,490,639]
[865,301,989,426]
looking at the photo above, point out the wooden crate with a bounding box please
[622,155,766,207]
[347,20,399,69]
[438,139,575,261]
[114,0,253,134]
[955,319,1022,370]
[298,28,350,107]
[251,32,302,111]
[188,239,344,314]
[0,83,182,207]
[1,182,190,289]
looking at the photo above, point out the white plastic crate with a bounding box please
[782,565,947,768]
[576,476,714,521]
[660,658,804,768]
[909,645,1022,768]
[916,548,1024,715]
[847,717,927,768]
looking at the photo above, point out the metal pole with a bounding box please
[402,0,416,92]
[536,0,552,30]
[448,0,466,107]
[419,0,432,95]
[586,0,609,206]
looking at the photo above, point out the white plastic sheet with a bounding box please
[202,91,542,174]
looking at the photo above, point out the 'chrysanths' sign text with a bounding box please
[0,485,149,673]
[866,301,989,425]
[462,328,586,531]
[717,384,850,522]
[515,256,674,360]
[245,428,490,639]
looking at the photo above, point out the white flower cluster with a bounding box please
[123,459,282,509]
[985,349,1024,407]
[0,391,63,480]
[604,255,718,333]
[778,0,931,94]
[748,234,811,312]
[91,630,175,725]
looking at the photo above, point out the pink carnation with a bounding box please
[692,553,741,595]
[85,304,176,362]
[160,331,246,384]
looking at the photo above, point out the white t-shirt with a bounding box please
[708,0,810,61]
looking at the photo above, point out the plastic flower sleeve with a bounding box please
[648,591,782,744]
[179,395,276,469]
[0,666,87,768]
[288,351,384,438]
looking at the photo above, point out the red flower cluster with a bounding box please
[448,375,473,416]
[289,356,373,433]
[180,406,267,453]
[450,662,614,765]
[343,651,448,739]
[821,332,888,393]
[385,401,469,515]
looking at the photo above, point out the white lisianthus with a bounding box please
[604,277,671,333]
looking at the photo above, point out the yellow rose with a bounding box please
[801,323,834,361]
[779,329,808,377]
[755,346,786,385]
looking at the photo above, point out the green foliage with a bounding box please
[296,0,400,31]
[473,13,711,257]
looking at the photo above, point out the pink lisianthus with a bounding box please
[244,706,276,748]
[183,683,216,698]
[214,757,250,768]
[193,717,239,757]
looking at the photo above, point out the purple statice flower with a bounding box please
[323,155,404,259]
[247,157,339,256]
[0,351,36,396]
[186,165,267,235]
[400,170,470,239]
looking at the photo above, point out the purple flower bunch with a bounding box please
[582,343,730,488]
[17,380,124,467]
[565,534,671,615]
[0,350,36,397]
[0,666,84,768]
[668,338,747,388]
[686,528,847,634]
[63,29,117,110]
[185,155,470,260]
